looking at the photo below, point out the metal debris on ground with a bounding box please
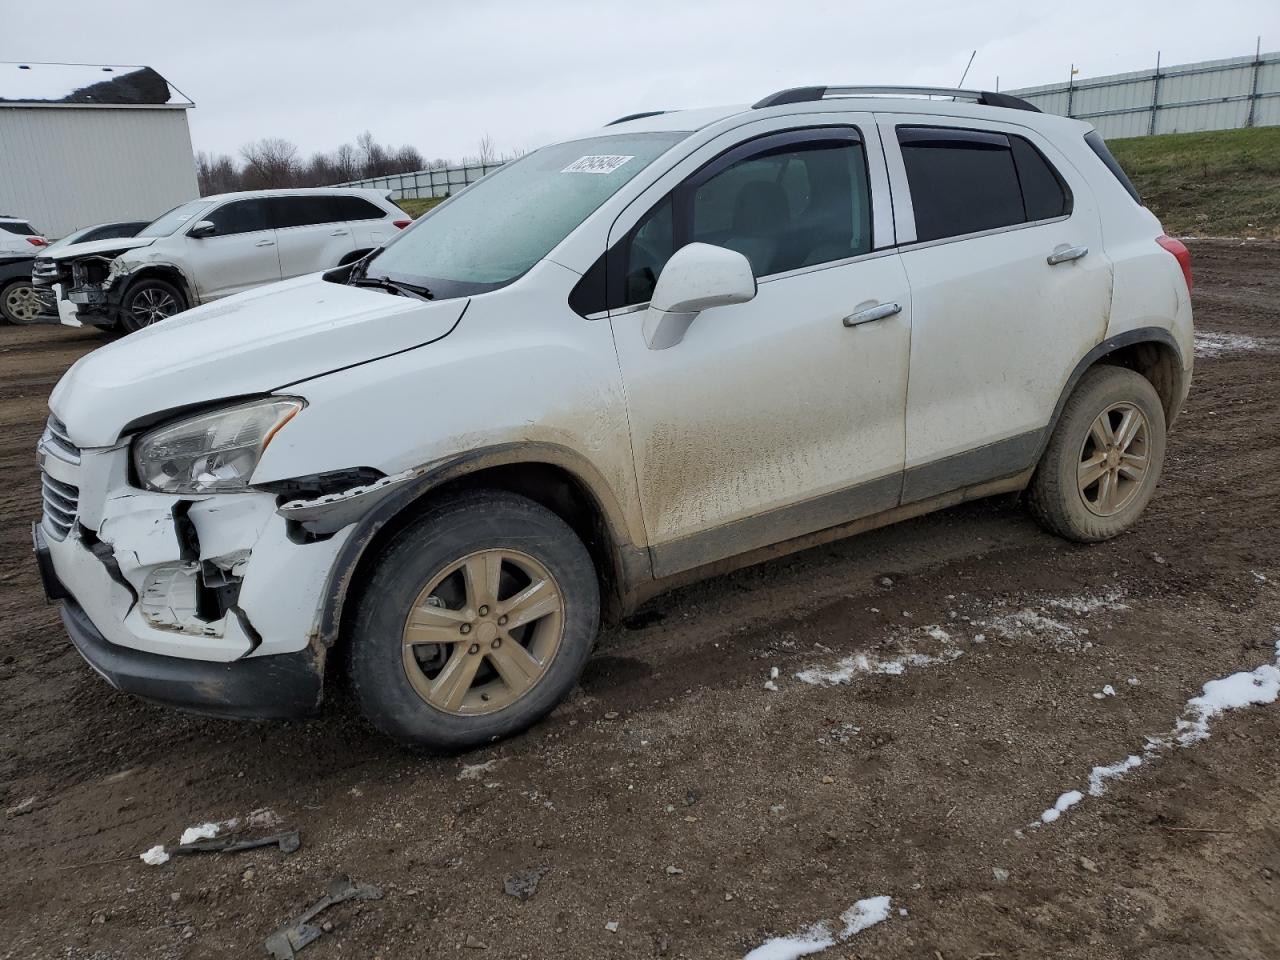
[264,877,383,959]
[170,830,301,857]
[503,865,549,901]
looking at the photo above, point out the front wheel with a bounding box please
[1,279,40,325]
[1027,365,1167,542]
[119,278,186,333]
[347,491,600,749]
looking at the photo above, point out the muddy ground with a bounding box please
[1,241,1277,960]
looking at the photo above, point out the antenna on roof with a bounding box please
[957,50,977,88]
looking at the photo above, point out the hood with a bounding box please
[51,274,467,447]
[45,236,156,260]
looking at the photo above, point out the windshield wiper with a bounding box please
[350,274,433,301]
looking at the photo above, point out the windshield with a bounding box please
[363,132,686,297]
[138,199,213,238]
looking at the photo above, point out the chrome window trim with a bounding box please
[894,213,1072,254]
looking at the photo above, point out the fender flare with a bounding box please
[308,441,650,648]
[1036,325,1186,463]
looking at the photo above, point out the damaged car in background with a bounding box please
[34,86,1192,751]
[31,188,410,332]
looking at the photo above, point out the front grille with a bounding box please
[40,471,79,541]
[44,415,80,463]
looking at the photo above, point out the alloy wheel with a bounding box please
[401,549,565,716]
[130,288,180,326]
[3,283,40,323]
[1077,401,1150,516]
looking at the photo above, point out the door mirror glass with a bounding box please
[189,220,217,239]
[643,242,756,350]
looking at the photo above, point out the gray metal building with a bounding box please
[0,62,199,238]
[1010,50,1280,139]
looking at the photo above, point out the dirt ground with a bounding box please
[1,241,1277,960]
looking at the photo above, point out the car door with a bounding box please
[272,196,357,279]
[606,118,912,577]
[878,115,1112,502]
[189,198,281,300]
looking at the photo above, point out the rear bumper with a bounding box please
[34,523,324,719]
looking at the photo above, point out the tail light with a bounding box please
[26,236,47,247]
[1156,235,1191,293]
[392,218,412,230]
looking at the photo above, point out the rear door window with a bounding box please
[271,196,338,229]
[0,221,37,235]
[898,127,1073,243]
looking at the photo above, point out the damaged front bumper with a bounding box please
[35,525,324,719]
[32,257,121,327]
[35,436,357,718]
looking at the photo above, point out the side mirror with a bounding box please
[642,243,756,350]
[188,220,217,239]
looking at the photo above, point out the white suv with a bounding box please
[34,87,1193,749]
[0,216,48,255]
[31,188,409,331]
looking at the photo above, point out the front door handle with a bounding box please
[1046,244,1088,265]
[843,301,902,327]
[255,239,276,247]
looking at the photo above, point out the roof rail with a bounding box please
[606,110,669,126]
[752,86,1040,113]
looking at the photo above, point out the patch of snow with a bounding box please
[140,845,169,866]
[1040,790,1083,824]
[1034,632,1280,829]
[1252,570,1268,583]
[742,897,891,960]
[1088,755,1143,796]
[457,759,500,781]
[839,896,892,937]
[1173,657,1280,746]
[1194,331,1274,358]
[796,648,960,685]
[743,925,835,960]
[763,680,779,692]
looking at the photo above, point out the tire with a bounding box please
[347,490,600,749]
[1,279,40,325]
[1028,365,1166,542]
[119,278,186,333]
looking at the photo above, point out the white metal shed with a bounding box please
[0,62,199,238]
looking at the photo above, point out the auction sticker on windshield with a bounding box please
[561,155,634,174]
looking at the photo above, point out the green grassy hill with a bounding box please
[1108,126,1280,238]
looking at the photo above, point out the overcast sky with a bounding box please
[8,0,1280,163]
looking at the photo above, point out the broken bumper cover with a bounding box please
[35,523,323,719]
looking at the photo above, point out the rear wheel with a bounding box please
[1028,365,1166,542]
[119,278,186,333]
[347,491,600,749]
[1,279,40,325]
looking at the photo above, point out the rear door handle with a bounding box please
[843,301,902,327]
[1046,244,1088,265]
[330,230,349,237]
[255,239,276,247]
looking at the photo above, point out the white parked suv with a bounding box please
[31,188,409,331]
[34,86,1193,749]
[0,215,48,255]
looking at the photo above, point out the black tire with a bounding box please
[119,278,186,333]
[1,278,40,325]
[347,490,600,749]
[1028,365,1167,542]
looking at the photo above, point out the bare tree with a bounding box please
[333,142,360,182]
[240,137,299,189]
[477,133,497,165]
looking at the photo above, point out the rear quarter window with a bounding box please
[1084,130,1142,204]
[0,221,37,236]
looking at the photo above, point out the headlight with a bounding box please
[133,398,303,494]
